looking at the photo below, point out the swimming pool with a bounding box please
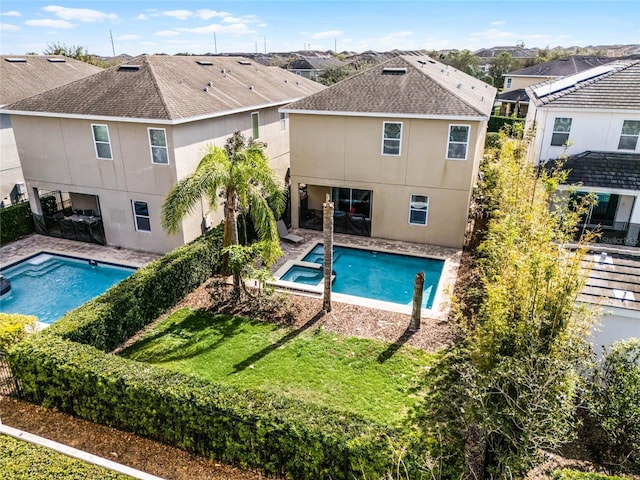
[279,244,444,309]
[0,253,136,324]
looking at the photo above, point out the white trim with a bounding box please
[556,184,640,196]
[279,111,288,132]
[279,108,489,121]
[445,124,470,161]
[251,111,260,139]
[408,193,429,226]
[0,99,306,125]
[132,199,151,232]
[618,119,640,151]
[550,116,572,147]
[381,121,402,156]
[91,123,112,160]
[147,127,169,165]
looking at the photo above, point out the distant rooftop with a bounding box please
[474,46,537,59]
[506,55,620,78]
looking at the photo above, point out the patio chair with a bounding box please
[277,220,304,243]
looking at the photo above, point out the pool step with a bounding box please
[21,261,63,277]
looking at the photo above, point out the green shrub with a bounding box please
[0,313,37,352]
[9,334,402,479]
[552,469,629,480]
[485,132,501,150]
[0,201,34,245]
[487,115,524,133]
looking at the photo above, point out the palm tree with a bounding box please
[161,132,285,291]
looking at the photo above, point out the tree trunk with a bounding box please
[226,190,241,293]
[410,271,425,331]
[322,194,334,313]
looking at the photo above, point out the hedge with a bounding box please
[0,313,37,352]
[0,201,34,246]
[488,115,524,133]
[552,469,628,480]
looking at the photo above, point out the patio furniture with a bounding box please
[277,220,304,243]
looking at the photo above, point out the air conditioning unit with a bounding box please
[15,182,26,194]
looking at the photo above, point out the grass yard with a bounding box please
[0,434,132,480]
[120,307,434,425]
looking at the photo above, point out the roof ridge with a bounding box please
[140,55,173,120]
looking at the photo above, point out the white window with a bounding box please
[618,120,640,150]
[505,78,512,89]
[91,124,112,159]
[132,200,151,232]
[409,194,429,226]
[550,117,572,146]
[279,112,288,132]
[382,121,402,156]
[148,128,169,165]
[446,124,470,160]
[251,112,260,139]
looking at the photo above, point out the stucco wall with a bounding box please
[590,307,640,357]
[0,114,26,204]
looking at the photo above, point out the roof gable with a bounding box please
[283,56,497,119]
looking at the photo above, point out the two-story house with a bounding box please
[281,56,497,249]
[0,55,102,205]
[288,55,347,82]
[2,55,324,253]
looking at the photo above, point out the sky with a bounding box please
[0,1,638,57]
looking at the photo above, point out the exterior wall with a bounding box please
[289,113,485,248]
[526,106,640,164]
[589,307,640,357]
[504,75,547,92]
[0,114,26,204]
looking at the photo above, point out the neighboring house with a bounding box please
[281,55,497,249]
[473,45,537,73]
[1,55,324,253]
[288,56,346,81]
[525,59,640,248]
[497,56,619,117]
[0,55,102,206]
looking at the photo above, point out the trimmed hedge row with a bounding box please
[9,334,400,479]
[488,115,524,133]
[0,201,34,246]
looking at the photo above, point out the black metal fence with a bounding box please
[0,352,21,398]
[299,208,371,237]
[578,222,640,248]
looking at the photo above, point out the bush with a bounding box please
[552,469,628,480]
[0,313,37,352]
[484,132,501,150]
[9,334,401,479]
[487,115,524,133]
[0,202,34,245]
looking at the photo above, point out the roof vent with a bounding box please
[5,58,26,63]
[197,60,213,66]
[238,60,251,65]
[417,60,426,67]
[284,79,288,83]
[428,59,436,64]
[207,81,213,87]
[457,83,462,89]
[382,67,407,75]
[203,87,209,92]
[47,58,66,63]
[249,85,254,90]
[118,65,141,72]
[221,68,226,74]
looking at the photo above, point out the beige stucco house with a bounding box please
[281,55,497,249]
[0,55,102,205]
[1,55,324,253]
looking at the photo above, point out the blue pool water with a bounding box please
[283,244,444,309]
[0,253,135,324]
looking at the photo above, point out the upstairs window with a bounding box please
[91,124,112,159]
[280,112,288,132]
[551,117,572,146]
[251,112,260,139]
[618,120,640,150]
[132,200,151,232]
[148,128,169,165]
[505,78,512,89]
[382,122,402,156]
[409,194,429,226]
[447,125,470,160]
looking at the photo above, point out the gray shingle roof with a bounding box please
[506,55,619,78]
[0,55,102,106]
[282,56,497,118]
[497,88,529,103]
[2,55,325,122]
[290,56,346,70]
[473,46,537,59]
[527,60,640,110]
[553,151,640,191]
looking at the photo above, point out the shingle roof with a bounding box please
[473,46,537,59]
[290,56,346,70]
[527,60,640,110]
[506,55,619,78]
[282,56,497,118]
[2,55,325,122]
[552,151,640,191]
[497,88,529,104]
[0,55,102,106]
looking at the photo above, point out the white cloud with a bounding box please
[1,11,22,17]
[492,21,505,26]
[42,5,118,22]
[312,30,343,39]
[137,14,148,20]
[25,19,74,29]
[117,34,141,41]
[195,9,229,20]
[155,30,180,37]
[0,23,20,32]
[177,23,253,35]
[162,10,193,20]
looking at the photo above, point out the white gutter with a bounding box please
[279,108,489,121]
[556,184,639,196]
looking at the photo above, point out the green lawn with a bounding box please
[0,434,132,480]
[120,307,434,425]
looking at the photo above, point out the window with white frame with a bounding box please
[382,122,402,155]
[505,78,512,89]
[148,128,169,164]
[550,117,572,146]
[409,194,429,226]
[279,112,288,132]
[132,200,151,232]
[251,112,260,139]
[618,120,640,150]
[446,125,470,160]
[91,124,112,159]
